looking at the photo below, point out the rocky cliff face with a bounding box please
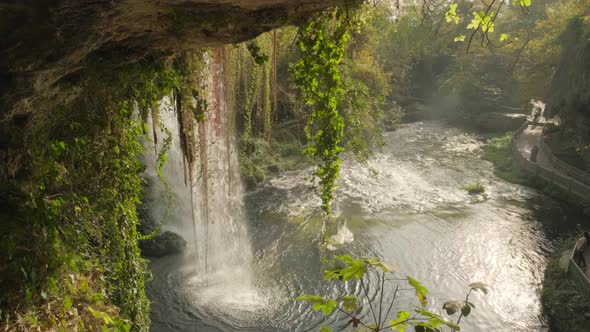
[0,0,340,116]
[0,0,349,187]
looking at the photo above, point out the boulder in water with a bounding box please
[140,231,187,257]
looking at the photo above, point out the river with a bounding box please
[147,121,582,332]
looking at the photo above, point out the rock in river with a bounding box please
[140,231,187,258]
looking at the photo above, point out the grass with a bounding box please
[462,182,485,194]
[480,132,531,185]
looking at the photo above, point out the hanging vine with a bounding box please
[241,52,260,155]
[263,49,273,141]
[290,7,358,215]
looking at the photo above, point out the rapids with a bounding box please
[147,121,583,331]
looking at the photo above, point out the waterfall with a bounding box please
[190,50,255,293]
[142,49,258,311]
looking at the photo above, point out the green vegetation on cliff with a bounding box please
[0,54,206,331]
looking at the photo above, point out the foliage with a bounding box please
[340,48,389,161]
[481,133,530,184]
[290,7,357,214]
[2,253,131,331]
[226,37,303,189]
[226,35,275,156]
[0,53,206,331]
[233,4,395,196]
[439,0,534,50]
[541,237,590,332]
[365,0,590,131]
[462,183,485,195]
[545,17,590,168]
[156,126,174,221]
[247,41,270,65]
[297,254,487,332]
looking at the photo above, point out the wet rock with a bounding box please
[140,231,187,257]
[137,207,187,257]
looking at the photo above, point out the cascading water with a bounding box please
[141,50,261,324]
[146,53,585,331]
[188,52,259,310]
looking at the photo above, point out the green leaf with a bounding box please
[320,326,332,332]
[88,306,102,319]
[407,276,429,307]
[325,255,367,280]
[512,0,531,7]
[454,35,466,42]
[469,282,488,294]
[324,268,344,281]
[88,306,114,325]
[341,296,358,312]
[445,4,460,24]
[443,301,460,315]
[366,258,393,272]
[336,254,354,264]
[500,33,509,42]
[63,296,73,311]
[443,300,474,317]
[297,295,337,315]
[314,299,337,315]
[466,12,480,30]
[417,309,461,330]
[390,310,411,331]
[466,11,495,32]
[461,302,474,317]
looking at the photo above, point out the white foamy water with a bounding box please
[142,52,264,321]
[148,120,585,332]
[264,122,532,216]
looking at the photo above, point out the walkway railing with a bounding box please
[511,122,590,206]
[568,247,590,298]
[512,121,590,295]
[539,138,590,186]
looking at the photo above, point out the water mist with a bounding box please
[142,51,261,317]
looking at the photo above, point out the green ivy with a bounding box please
[1,53,207,331]
[290,7,357,214]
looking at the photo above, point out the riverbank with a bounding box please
[481,132,531,185]
[481,130,590,209]
[480,129,590,331]
[542,238,590,332]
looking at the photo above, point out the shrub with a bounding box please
[462,183,485,195]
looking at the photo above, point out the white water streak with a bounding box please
[143,51,259,313]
